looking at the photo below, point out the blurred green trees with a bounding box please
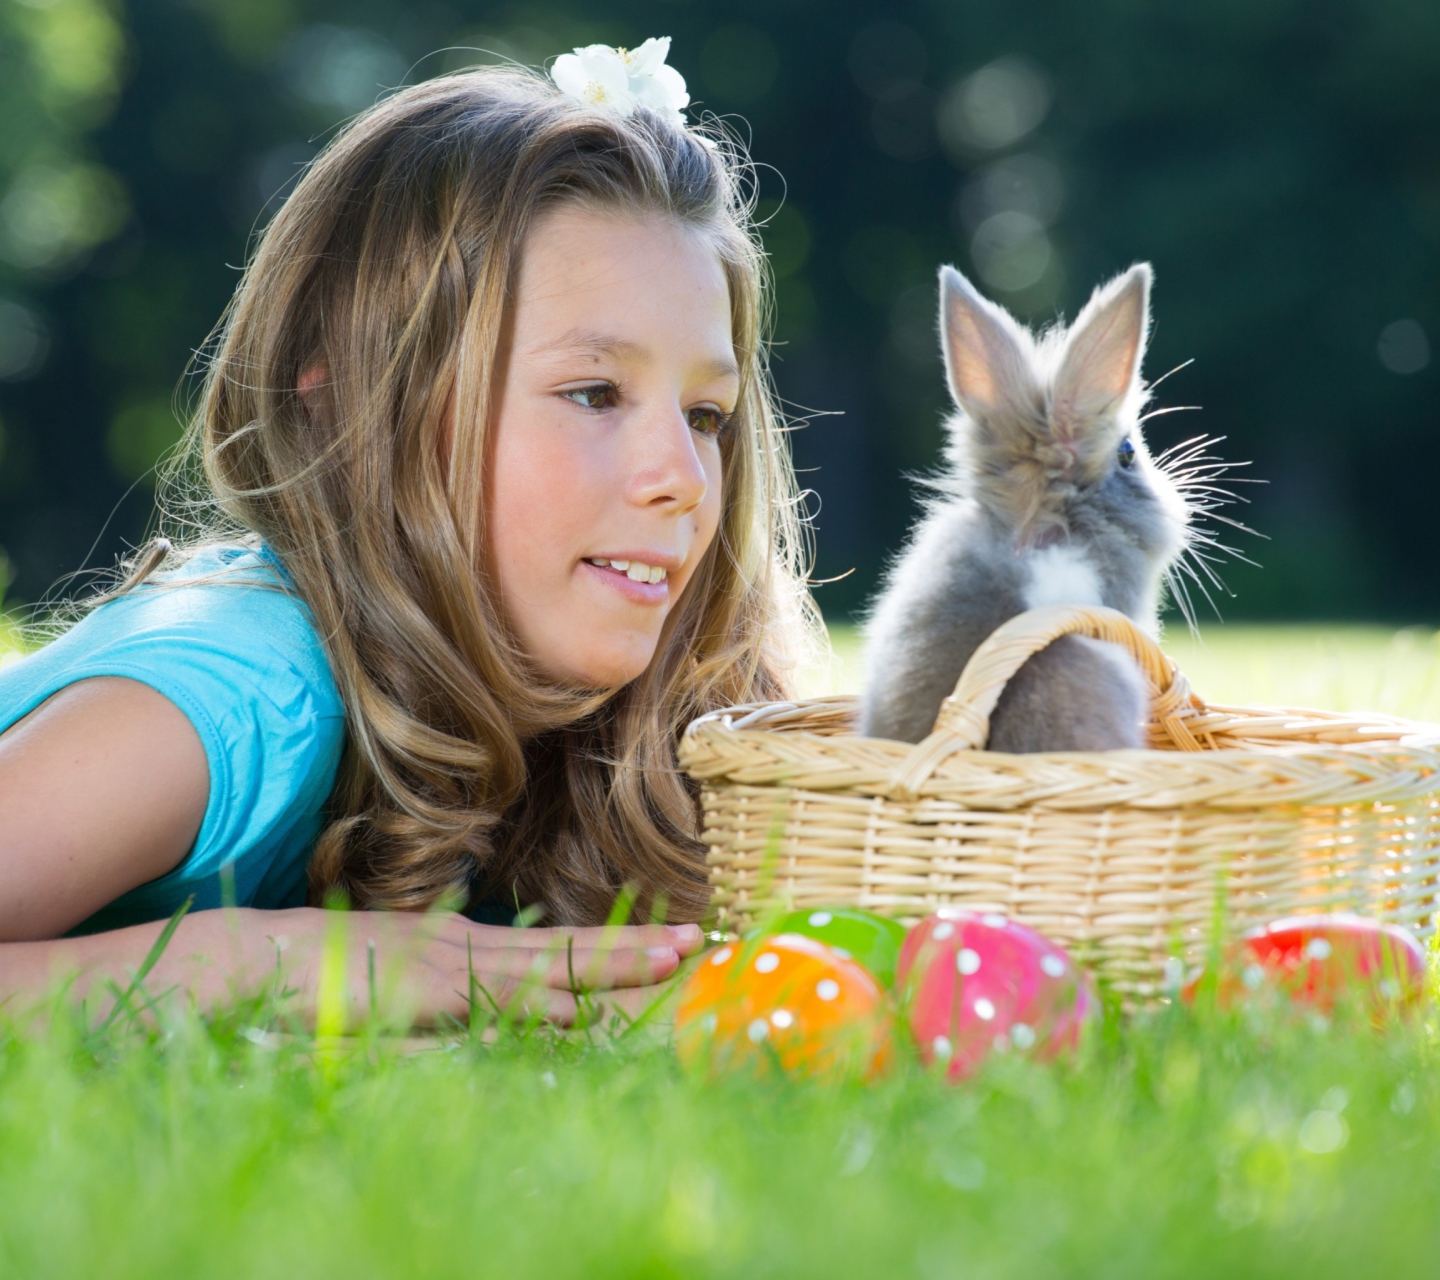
[0,0,1436,620]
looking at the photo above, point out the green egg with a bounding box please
[746,908,909,988]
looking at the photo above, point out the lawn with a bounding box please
[4,622,1440,1278]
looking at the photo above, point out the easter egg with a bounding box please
[675,933,891,1080]
[1183,913,1426,1018]
[898,910,1096,1081]
[752,908,909,988]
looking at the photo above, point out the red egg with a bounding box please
[674,933,892,1081]
[898,911,1096,1081]
[1182,913,1427,1018]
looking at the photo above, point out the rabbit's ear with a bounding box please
[939,266,1035,420]
[1052,264,1152,441]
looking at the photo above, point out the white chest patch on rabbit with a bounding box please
[1022,546,1103,610]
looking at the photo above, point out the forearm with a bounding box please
[0,908,418,1028]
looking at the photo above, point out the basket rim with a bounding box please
[679,692,1440,809]
[683,692,1440,755]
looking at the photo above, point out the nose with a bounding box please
[626,404,710,513]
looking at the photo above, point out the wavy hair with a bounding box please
[148,65,815,924]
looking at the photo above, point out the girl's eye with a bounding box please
[1117,438,1137,470]
[688,406,732,437]
[561,384,615,411]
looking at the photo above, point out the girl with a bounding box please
[0,52,813,1025]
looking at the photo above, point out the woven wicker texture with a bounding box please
[679,605,1440,1001]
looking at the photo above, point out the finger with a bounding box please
[556,943,683,991]
[432,942,682,991]
[579,981,683,1025]
[464,981,581,1027]
[527,942,682,989]
[435,966,686,1028]
[481,921,705,955]
[488,981,680,1029]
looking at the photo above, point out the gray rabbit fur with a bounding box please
[860,262,1189,751]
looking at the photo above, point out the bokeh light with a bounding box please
[283,25,407,115]
[937,58,1051,158]
[0,302,48,382]
[1377,320,1431,375]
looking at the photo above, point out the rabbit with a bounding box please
[859,262,1193,752]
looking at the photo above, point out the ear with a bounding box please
[297,362,328,406]
[1052,263,1151,440]
[939,266,1035,421]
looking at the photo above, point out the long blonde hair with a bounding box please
[162,66,813,924]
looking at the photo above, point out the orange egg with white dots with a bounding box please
[674,933,892,1081]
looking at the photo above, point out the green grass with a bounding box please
[4,1001,1440,1278]
[7,623,1440,1277]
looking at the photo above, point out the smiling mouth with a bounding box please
[585,557,668,585]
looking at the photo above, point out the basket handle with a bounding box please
[885,604,1205,801]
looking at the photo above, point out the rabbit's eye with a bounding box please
[1117,438,1137,470]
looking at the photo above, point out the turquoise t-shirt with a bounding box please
[0,544,345,934]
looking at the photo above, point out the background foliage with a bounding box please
[0,0,1437,620]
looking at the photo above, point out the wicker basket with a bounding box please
[679,605,1440,1001]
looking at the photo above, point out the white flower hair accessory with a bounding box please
[550,36,690,123]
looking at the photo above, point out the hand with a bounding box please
[370,913,706,1027]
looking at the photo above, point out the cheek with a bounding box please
[489,417,603,597]
[690,450,725,560]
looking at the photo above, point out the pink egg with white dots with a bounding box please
[898,910,1096,1081]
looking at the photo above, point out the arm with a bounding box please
[0,677,208,938]
[0,679,698,1025]
[2,906,700,1028]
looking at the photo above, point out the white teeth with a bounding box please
[589,557,667,584]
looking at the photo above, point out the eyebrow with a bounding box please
[534,327,741,383]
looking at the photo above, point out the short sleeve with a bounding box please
[0,546,346,930]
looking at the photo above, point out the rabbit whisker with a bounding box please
[1188,551,1239,601]
[1173,481,1252,498]
[1164,568,1199,632]
[1171,555,1224,618]
[1188,533,1261,573]
[1179,489,1261,508]
[1168,458,1252,475]
[1138,405,1203,424]
[1144,357,1195,393]
[1152,433,1224,466]
[1198,511,1265,538]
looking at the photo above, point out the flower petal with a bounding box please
[574,43,625,65]
[551,45,638,114]
[650,62,689,110]
[550,53,590,99]
[630,63,688,117]
[576,48,630,95]
[623,36,670,77]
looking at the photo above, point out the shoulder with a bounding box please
[84,544,342,714]
[0,543,347,866]
[14,544,343,725]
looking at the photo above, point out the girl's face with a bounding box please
[487,206,734,688]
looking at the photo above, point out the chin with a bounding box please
[560,638,660,690]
